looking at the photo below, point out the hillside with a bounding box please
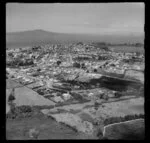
[6,30,144,49]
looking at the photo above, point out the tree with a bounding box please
[8,88,15,103]
[37,68,41,72]
[94,101,99,110]
[57,60,61,66]
[94,69,97,73]
[115,92,122,98]
[8,88,16,115]
[81,63,86,69]
[73,62,80,68]
[8,53,13,57]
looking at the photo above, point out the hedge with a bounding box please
[104,114,144,126]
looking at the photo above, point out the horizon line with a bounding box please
[6,29,144,36]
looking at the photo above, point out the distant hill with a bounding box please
[6,29,144,49]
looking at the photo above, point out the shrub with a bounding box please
[96,129,103,138]
[8,89,15,102]
[71,93,84,101]
[114,92,122,98]
[94,69,97,73]
[8,95,15,102]
[6,105,33,119]
[73,62,80,68]
[18,105,32,113]
[37,68,41,72]
[56,60,61,66]
[11,75,15,78]
[81,63,86,69]
[101,137,109,140]
[101,93,108,100]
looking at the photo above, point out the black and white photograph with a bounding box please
[6,3,145,140]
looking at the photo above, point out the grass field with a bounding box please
[6,113,94,140]
[103,119,145,140]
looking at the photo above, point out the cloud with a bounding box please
[83,21,90,25]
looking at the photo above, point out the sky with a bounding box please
[6,3,145,35]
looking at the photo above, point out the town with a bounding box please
[6,42,145,139]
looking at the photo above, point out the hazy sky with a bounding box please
[6,3,144,35]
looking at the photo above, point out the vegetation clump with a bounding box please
[73,62,80,68]
[56,60,61,66]
[6,105,33,119]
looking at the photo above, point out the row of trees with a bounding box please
[73,62,86,69]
